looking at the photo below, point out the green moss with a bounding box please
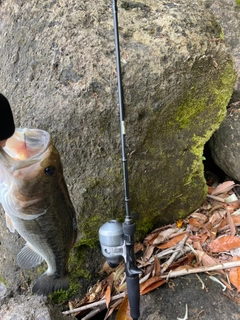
[121,1,131,10]
[236,0,240,5]
[189,59,236,165]
[219,30,224,40]
[0,276,7,286]
[49,245,93,304]
[175,97,206,129]
[49,289,71,304]
[49,268,83,304]
[35,263,48,277]
[219,25,225,40]
[135,214,154,240]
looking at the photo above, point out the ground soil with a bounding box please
[83,274,240,320]
[138,274,240,320]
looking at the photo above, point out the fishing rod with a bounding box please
[99,0,141,319]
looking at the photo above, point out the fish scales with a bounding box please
[0,128,80,296]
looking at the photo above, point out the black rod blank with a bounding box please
[112,0,131,221]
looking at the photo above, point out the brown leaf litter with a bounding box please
[62,180,240,319]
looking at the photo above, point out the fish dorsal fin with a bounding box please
[5,214,15,233]
[17,244,44,269]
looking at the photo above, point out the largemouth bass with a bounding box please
[0,128,80,296]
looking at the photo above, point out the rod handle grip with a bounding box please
[126,274,140,319]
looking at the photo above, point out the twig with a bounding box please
[207,194,226,203]
[147,239,190,265]
[148,247,178,264]
[166,270,173,282]
[220,277,233,291]
[226,209,236,236]
[196,310,205,320]
[177,304,188,320]
[82,307,104,320]
[161,235,188,274]
[161,260,240,279]
[195,274,206,290]
[208,204,224,215]
[62,292,126,315]
[174,245,191,260]
[209,276,226,291]
[139,272,151,284]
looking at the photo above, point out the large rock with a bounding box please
[209,101,240,181]
[0,0,235,299]
[207,0,240,180]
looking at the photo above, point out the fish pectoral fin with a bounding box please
[17,244,44,270]
[5,214,15,233]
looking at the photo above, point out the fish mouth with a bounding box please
[0,128,51,170]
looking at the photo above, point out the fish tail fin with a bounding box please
[32,272,69,296]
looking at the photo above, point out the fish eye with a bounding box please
[44,166,56,176]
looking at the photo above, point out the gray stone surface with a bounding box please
[209,101,240,181]
[0,282,7,302]
[208,0,240,180]
[207,0,240,101]
[0,294,76,320]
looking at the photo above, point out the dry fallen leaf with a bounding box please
[140,276,166,295]
[211,181,235,196]
[209,236,240,253]
[227,201,240,214]
[207,208,226,228]
[169,254,195,270]
[104,299,123,320]
[194,250,221,270]
[188,212,208,227]
[143,225,172,246]
[134,242,144,253]
[143,232,159,246]
[229,256,240,292]
[157,232,188,250]
[190,212,208,221]
[218,215,240,232]
[153,227,179,245]
[193,241,203,251]
[105,273,114,308]
[199,233,209,245]
[153,256,161,276]
[142,245,155,262]
[227,209,236,236]
[115,295,131,320]
[105,285,112,309]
